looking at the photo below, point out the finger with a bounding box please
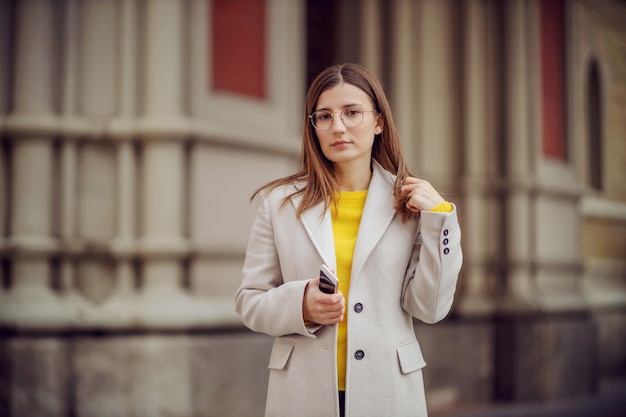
[406,201,421,212]
[326,300,345,313]
[315,295,340,307]
[320,310,344,323]
[314,294,344,312]
[323,297,344,315]
[402,176,421,185]
[314,308,343,324]
[320,295,345,313]
[403,181,432,194]
[324,315,344,325]
[401,179,425,195]
[328,291,345,303]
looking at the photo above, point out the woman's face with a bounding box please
[313,83,383,169]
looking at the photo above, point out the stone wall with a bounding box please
[1,0,625,416]
[573,0,626,381]
[0,332,274,417]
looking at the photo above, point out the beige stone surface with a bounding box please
[0,0,624,415]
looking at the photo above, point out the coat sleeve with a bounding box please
[401,205,463,324]
[234,195,319,338]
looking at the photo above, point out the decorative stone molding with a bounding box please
[0,0,303,333]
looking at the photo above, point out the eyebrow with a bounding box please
[315,103,365,112]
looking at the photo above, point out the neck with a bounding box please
[335,161,372,191]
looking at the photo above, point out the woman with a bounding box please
[235,63,462,417]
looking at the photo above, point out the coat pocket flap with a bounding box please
[268,340,295,370]
[397,341,427,375]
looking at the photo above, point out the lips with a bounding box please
[331,140,352,147]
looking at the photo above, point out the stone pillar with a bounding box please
[495,0,597,401]
[1,0,67,328]
[0,143,5,301]
[389,0,417,161]
[494,1,538,401]
[457,0,497,316]
[57,0,94,326]
[413,0,460,189]
[0,0,8,114]
[360,0,383,78]
[105,0,139,328]
[137,0,193,328]
[502,0,535,312]
[0,0,8,298]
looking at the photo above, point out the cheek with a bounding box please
[314,132,331,158]
[316,130,332,146]
[355,126,376,144]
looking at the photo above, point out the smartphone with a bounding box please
[319,264,339,294]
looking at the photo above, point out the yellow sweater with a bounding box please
[331,192,453,391]
[331,190,368,391]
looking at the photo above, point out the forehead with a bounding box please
[316,82,372,110]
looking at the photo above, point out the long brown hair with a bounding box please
[252,63,415,221]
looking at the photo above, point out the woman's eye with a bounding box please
[345,109,361,118]
[317,113,331,121]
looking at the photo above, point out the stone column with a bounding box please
[360,0,383,78]
[457,0,497,316]
[0,0,8,301]
[0,0,8,113]
[502,0,535,312]
[1,0,66,328]
[0,143,5,301]
[414,0,460,189]
[57,0,96,327]
[105,0,139,328]
[0,0,6,302]
[138,0,193,328]
[389,0,417,161]
[494,1,537,400]
[495,1,597,402]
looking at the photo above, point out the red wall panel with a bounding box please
[210,0,266,99]
[540,0,567,160]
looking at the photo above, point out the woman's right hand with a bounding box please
[302,277,345,325]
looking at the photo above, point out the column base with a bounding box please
[494,311,598,401]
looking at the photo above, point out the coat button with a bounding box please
[443,238,449,245]
[354,303,363,313]
[355,350,365,360]
[443,248,450,255]
[443,229,449,236]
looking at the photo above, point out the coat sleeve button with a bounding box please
[354,303,363,313]
[443,238,449,245]
[443,229,449,236]
[443,247,450,255]
[355,350,365,360]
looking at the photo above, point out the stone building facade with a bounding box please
[0,0,624,416]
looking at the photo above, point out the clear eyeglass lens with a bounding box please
[311,109,363,130]
[312,108,365,130]
[342,109,363,127]
[312,112,332,130]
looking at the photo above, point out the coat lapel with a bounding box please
[289,161,397,276]
[351,162,397,281]
[290,186,337,270]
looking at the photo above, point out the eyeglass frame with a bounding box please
[308,107,379,131]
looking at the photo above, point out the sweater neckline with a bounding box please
[336,189,368,200]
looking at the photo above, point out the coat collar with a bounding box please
[290,160,397,278]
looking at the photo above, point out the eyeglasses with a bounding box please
[309,107,377,130]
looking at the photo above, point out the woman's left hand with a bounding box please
[401,176,446,212]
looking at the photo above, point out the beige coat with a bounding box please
[235,161,462,417]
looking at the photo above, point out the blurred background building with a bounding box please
[0,0,625,416]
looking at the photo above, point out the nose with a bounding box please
[331,112,347,131]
